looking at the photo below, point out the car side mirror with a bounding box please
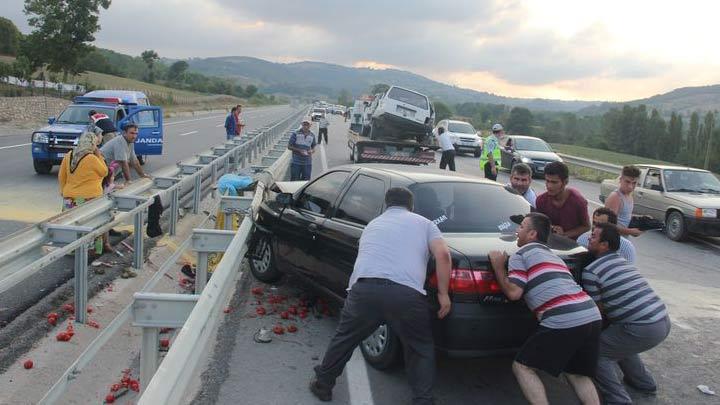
[48,117,56,125]
[276,192,293,206]
[650,184,663,192]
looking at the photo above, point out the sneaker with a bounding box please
[309,378,332,402]
[623,377,657,395]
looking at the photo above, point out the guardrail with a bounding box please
[36,109,303,404]
[0,107,306,324]
[558,153,622,174]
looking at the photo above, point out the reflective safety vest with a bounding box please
[480,135,501,167]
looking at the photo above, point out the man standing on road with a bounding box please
[310,187,452,405]
[436,126,456,171]
[224,106,238,140]
[235,104,245,136]
[489,213,602,405]
[604,165,643,237]
[577,207,637,264]
[536,162,590,240]
[583,223,670,404]
[480,123,503,181]
[507,162,536,207]
[100,123,151,185]
[288,119,316,181]
[318,114,330,144]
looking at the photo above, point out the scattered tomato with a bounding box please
[272,324,284,335]
[255,306,266,316]
[223,307,231,314]
[288,306,298,315]
[23,360,33,369]
[298,311,308,319]
[87,320,100,328]
[110,383,121,392]
[280,311,289,319]
[160,338,170,348]
[287,325,298,333]
[56,332,70,342]
[62,303,74,313]
[105,393,115,403]
[251,287,264,295]
[129,380,140,392]
[87,307,93,313]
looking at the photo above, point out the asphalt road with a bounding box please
[0,105,294,238]
[199,114,720,405]
[0,105,295,327]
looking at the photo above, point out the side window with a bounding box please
[296,171,350,216]
[334,175,386,225]
[116,109,126,121]
[129,110,159,128]
[644,169,661,189]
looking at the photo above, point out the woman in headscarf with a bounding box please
[58,131,109,253]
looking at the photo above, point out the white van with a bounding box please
[364,86,434,144]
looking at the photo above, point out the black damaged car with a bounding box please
[248,164,588,369]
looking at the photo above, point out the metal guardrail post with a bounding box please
[211,163,218,199]
[170,187,179,236]
[220,196,253,230]
[140,327,159,392]
[192,173,202,214]
[74,241,89,324]
[133,210,144,271]
[191,229,235,294]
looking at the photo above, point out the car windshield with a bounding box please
[409,182,530,233]
[387,87,429,110]
[56,106,115,124]
[447,122,476,134]
[514,138,552,152]
[663,170,720,193]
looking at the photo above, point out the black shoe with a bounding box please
[181,264,196,279]
[623,377,657,395]
[309,378,332,402]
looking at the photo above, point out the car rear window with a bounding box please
[514,138,552,152]
[409,182,530,233]
[447,122,476,134]
[387,87,429,110]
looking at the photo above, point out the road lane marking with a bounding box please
[178,131,198,137]
[346,348,375,405]
[319,143,329,173]
[0,143,31,150]
[215,123,224,127]
[164,115,225,126]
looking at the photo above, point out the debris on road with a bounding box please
[23,359,33,369]
[253,327,272,343]
[697,385,716,395]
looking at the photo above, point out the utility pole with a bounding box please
[703,111,716,170]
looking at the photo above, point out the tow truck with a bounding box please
[30,90,163,174]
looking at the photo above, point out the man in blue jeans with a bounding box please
[224,106,238,140]
[288,119,316,180]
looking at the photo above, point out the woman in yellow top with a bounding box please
[58,131,109,253]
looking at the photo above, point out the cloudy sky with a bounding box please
[4,0,720,101]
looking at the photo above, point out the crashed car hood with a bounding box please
[274,181,308,194]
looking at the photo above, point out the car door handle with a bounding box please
[152,131,160,135]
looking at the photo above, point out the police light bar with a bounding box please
[73,96,134,105]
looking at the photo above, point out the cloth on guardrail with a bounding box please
[217,174,256,196]
[147,195,164,238]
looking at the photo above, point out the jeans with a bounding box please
[314,280,436,405]
[290,163,312,181]
[318,127,328,144]
[595,316,671,404]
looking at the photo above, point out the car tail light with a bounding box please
[428,268,501,295]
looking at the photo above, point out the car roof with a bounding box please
[83,90,148,104]
[507,135,543,140]
[445,119,474,125]
[334,163,500,185]
[637,164,709,172]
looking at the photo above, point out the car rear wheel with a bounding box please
[361,324,402,370]
[33,159,53,175]
[665,211,688,241]
[248,235,282,283]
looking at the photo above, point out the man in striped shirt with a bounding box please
[577,207,637,264]
[583,223,671,404]
[490,213,602,405]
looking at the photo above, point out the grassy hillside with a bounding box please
[552,144,676,166]
[577,84,720,117]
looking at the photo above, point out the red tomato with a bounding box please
[287,325,298,333]
[23,360,33,369]
[105,393,115,403]
[251,287,264,295]
[160,338,170,348]
[62,304,74,313]
[256,306,267,316]
[110,383,121,392]
[280,311,289,319]
[272,325,284,335]
[223,307,231,314]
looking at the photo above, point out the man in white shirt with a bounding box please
[318,114,330,144]
[436,126,456,171]
[310,188,452,405]
[507,163,537,207]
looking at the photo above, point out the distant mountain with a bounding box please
[181,56,600,112]
[577,85,720,117]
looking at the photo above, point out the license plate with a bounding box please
[396,106,416,118]
[57,153,65,158]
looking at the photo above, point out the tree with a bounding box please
[23,0,111,80]
[433,100,452,122]
[663,112,683,161]
[702,111,716,169]
[647,109,667,159]
[167,60,189,82]
[141,50,159,83]
[244,84,258,98]
[688,112,700,161]
[369,83,390,94]
[506,107,533,134]
[0,17,22,56]
[337,89,351,106]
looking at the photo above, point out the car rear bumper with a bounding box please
[431,300,536,357]
[686,216,720,236]
[453,143,481,153]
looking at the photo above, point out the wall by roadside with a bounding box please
[0,96,70,129]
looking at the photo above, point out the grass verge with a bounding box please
[552,144,674,166]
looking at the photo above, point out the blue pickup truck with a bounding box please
[30,90,164,174]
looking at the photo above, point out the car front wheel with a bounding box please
[665,211,688,241]
[361,324,402,370]
[248,235,282,282]
[33,159,53,174]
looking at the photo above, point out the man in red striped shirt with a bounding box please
[490,212,602,405]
